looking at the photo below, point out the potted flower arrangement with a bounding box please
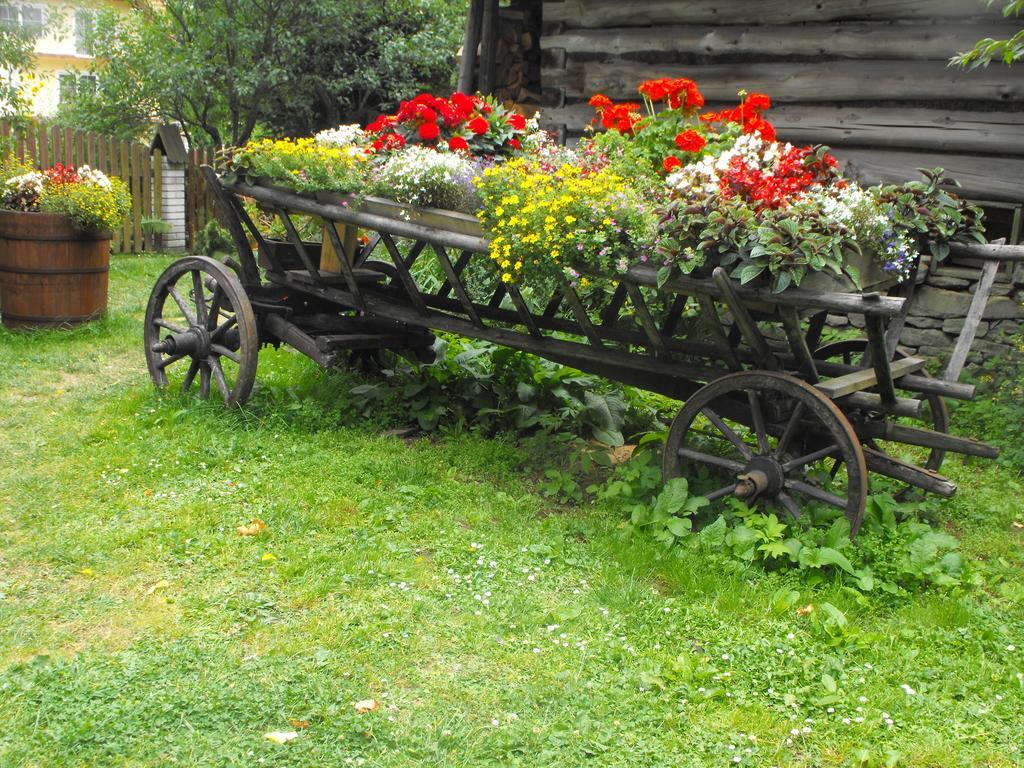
[217,77,985,300]
[0,162,131,329]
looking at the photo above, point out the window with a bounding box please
[58,72,99,103]
[59,72,77,102]
[77,73,97,97]
[74,9,96,56]
[0,4,46,35]
[20,4,43,35]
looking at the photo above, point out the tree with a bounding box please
[0,2,60,125]
[58,0,467,146]
[951,0,1024,68]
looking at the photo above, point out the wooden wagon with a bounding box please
[143,167,1024,533]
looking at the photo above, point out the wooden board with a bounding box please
[542,20,1022,61]
[540,104,1024,157]
[545,0,1006,27]
[833,148,1024,203]
[572,60,1024,103]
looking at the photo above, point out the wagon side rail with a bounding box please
[934,239,1024,383]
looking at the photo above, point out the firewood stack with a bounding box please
[457,0,542,111]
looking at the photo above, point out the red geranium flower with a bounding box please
[418,121,440,141]
[674,129,706,153]
[743,93,771,113]
[451,92,476,118]
[468,116,489,135]
[508,138,521,150]
[508,113,527,131]
[588,93,613,111]
[743,117,776,142]
[662,156,682,173]
[448,136,469,151]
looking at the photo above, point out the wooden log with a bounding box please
[833,148,1024,203]
[579,60,1024,103]
[862,448,956,498]
[264,314,333,368]
[841,391,922,419]
[942,241,1024,262]
[541,20,1023,60]
[458,0,485,93]
[545,0,1006,27]
[479,0,499,94]
[228,180,490,254]
[858,421,1000,459]
[542,104,1024,157]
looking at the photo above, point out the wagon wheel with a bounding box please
[144,256,259,406]
[813,339,948,472]
[663,371,868,533]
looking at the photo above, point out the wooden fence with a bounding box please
[0,120,169,254]
[185,145,218,250]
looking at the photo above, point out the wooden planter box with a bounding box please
[0,210,111,330]
[312,191,485,240]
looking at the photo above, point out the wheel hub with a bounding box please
[151,325,211,358]
[734,455,785,501]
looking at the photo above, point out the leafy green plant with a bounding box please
[346,336,667,443]
[140,216,172,236]
[626,477,708,546]
[951,0,1023,68]
[194,219,233,257]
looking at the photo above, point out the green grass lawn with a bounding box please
[0,253,1022,767]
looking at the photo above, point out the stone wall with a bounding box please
[823,256,1024,364]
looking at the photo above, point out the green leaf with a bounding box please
[665,517,693,537]
[738,264,765,284]
[821,673,838,694]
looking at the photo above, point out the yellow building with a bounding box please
[2,0,130,116]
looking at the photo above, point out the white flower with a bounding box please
[900,684,917,696]
[315,124,367,148]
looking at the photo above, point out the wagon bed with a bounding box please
[143,168,1024,533]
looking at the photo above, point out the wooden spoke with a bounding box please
[209,357,231,401]
[785,479,847,510]
[700,407,752,459]
[211,315,238,342]
[154,318,185,334]
[775,400,806,458]
[706,484,738,502]
[777,492,803,519]
[747,390,770,454]
[782,443,841,473]
[199,364,211,399]
[182,359,201,391]
[157,353,187,370]
[168,285,197,325]
[206,284,223,331]
[191,270,208,324]
[211,344,241,363]
[676,446,745,473]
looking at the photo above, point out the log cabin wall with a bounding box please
[537,0,1024,363]
[538,0,1024,208]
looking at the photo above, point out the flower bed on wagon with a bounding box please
[222,77,986,296]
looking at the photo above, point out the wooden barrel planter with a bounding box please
[0,211,111,330]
